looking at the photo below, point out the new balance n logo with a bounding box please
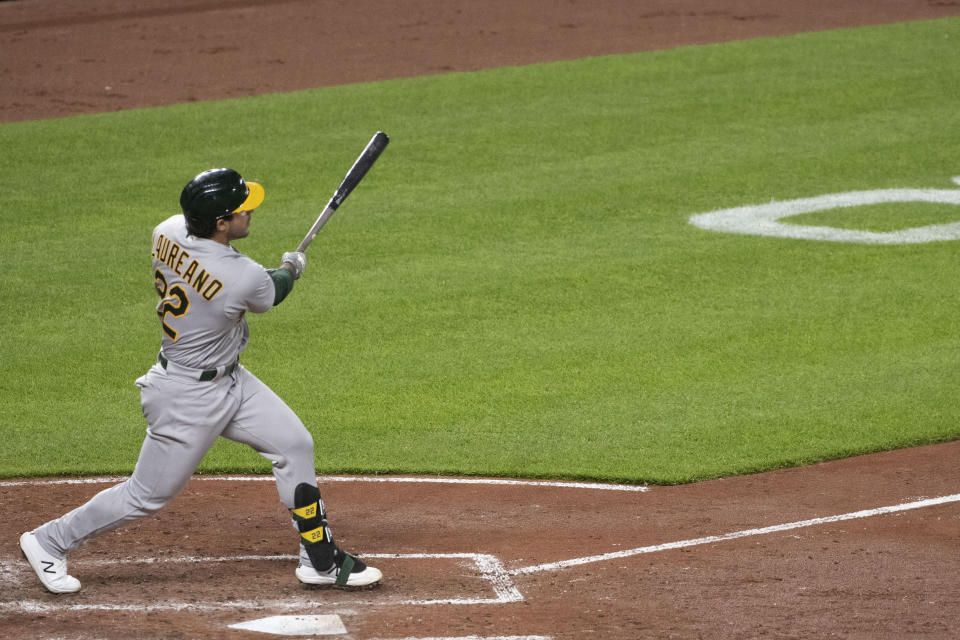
[41,560,55,574]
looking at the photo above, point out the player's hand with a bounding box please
[281,251,306,280]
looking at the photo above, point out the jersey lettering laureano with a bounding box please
[150,215,275,370]
[153,233,224,303]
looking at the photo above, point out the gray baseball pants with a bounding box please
[34,363,317,566]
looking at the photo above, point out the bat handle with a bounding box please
[295,235,314,253]
[296,203,336,253]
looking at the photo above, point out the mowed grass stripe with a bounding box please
[1,18,958,482]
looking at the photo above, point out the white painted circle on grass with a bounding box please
[688,188,960,244]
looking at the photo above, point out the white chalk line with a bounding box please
[0,475,646,492]
[510,492,960,575]
[0,552,521,613]
[1,599,347,614]
[113,552,522,605]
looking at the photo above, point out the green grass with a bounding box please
[785,201,960,232]
[2,18,959,483]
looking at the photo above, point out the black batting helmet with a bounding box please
[180,168,264,237]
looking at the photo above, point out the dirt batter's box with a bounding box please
[0,552,522,613]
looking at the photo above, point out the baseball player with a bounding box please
[19,168,381,593]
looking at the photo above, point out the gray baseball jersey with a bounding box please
[151,214,274,369]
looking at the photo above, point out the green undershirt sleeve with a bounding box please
[267,267,295,306]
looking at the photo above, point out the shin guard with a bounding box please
[291,483,335,571]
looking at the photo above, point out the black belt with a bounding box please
[158,353,238,381]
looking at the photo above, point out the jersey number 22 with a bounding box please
[154,269,190,340]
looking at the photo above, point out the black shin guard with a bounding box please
[291,483,336,571]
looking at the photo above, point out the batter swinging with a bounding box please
[19,168,381,593]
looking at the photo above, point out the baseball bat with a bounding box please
[296,131,390,252]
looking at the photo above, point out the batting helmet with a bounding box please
[180,168,265,237]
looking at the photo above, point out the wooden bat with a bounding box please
[296,131,390,252]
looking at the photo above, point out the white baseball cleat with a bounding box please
[296,554,382,587]
[19,531,81,594]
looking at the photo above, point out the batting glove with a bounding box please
[281,251,307,280]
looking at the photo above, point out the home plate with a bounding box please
[228,614,347,635]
